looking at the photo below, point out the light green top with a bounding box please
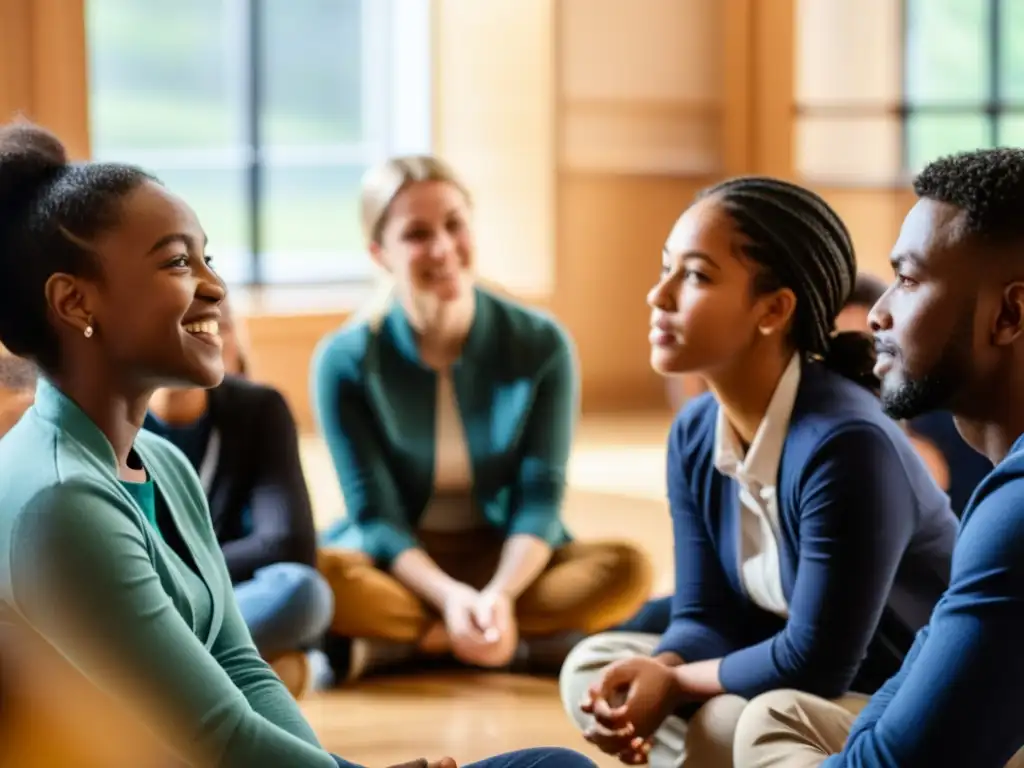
[120,478,161,538]
[0,377,342,768]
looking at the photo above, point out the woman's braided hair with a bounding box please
[698,176,877,391]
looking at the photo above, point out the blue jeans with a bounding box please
[333,748,597,768]
[234,563,334,658]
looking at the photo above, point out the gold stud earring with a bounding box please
[84,325,94,339]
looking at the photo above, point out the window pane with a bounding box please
[260,0,364,145]
[996,116,1024,148]
[905,114,992,171]
[86,0,242,153]
[795,115,901,185]
[151,167,251,285]
[999,0,1024,102]
[259,165,370,284]
[905,0,990,105]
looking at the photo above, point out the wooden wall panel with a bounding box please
[750,0,795,177]
[815,187,917,278]
[559,0,724,176]
[553,174,709,412]
[553,0,725,413]
[0,0,90,159]
[432,0,556,299]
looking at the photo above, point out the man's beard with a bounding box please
[880,320,973,421]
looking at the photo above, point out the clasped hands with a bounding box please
[440,582,518,668]
[579,657,686,765]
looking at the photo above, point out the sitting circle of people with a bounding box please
[2,113,1023,767]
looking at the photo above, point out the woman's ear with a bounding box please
[368,240,389,272]
[43,273,95,337]
[756,287,797,337]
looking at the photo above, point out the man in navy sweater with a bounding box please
[733,148,1024,766]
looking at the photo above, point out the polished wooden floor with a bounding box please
[298,413,674,767]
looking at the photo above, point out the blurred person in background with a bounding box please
[312,154,653,683]
[146,298,333,699]
[559,177,957,767]
[0,352,36,438]
[219,298,251,378]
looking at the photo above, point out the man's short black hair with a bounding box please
[914,147,1024,244]
[0,354,37,390]
[846,273,887,309]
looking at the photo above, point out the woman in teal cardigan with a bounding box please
[0,121,596,768]
[314,155,653,681]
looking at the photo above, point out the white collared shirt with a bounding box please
[713,353,802,618]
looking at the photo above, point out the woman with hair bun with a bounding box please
[0,121,596,768]
[558,177,959,767]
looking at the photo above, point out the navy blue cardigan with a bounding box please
[825,432,1024,767]
[655,361,958,700]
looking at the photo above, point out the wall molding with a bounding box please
[560,99,721,175]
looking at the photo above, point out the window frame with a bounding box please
[794,0,1024,185]
[86,0,432,287]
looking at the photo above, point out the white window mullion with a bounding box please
[223,0,251,148]
[361,0,391,163]
[388,0,433,156]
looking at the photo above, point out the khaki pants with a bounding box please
[559,633,869,768]
[733,689,1024,767]
[318,529,654,641]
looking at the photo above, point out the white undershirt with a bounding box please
[713,353,802,619]
[416,370,486,532]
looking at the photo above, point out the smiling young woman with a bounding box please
[0,122,600,768]
[0,122,369,767]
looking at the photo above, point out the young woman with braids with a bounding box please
[0,121,595,768]
[558,177,958,767]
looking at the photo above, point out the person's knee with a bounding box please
[266,563,335,646]
[494,747,597,768]
[597,543,654,598]
[686,694,748,762]
[531,747,596,768]
[450,629,519,669]
[587,543,655,630]
[733,689,804,753]
[557,632,620,725]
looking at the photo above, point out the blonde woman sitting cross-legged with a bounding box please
[313,154,653,683]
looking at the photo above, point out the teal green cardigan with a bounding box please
[312,287,579,566]
[0,378,346,768]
